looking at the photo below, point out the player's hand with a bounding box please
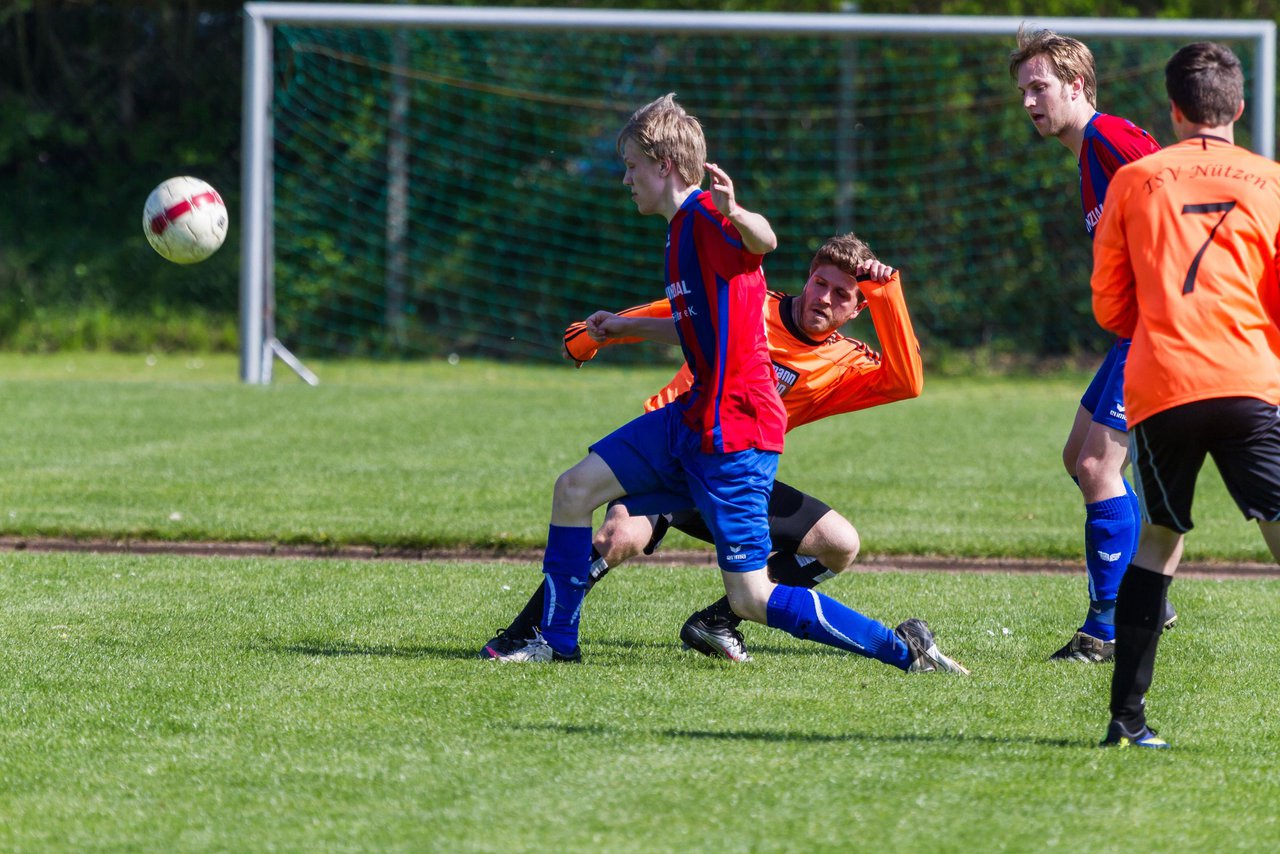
[706,162,738,218]
[585,310,626,343]
[856,259,895,283]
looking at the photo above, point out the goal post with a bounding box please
[239,4,1276,384]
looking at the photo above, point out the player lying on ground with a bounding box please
[484,233,963,671]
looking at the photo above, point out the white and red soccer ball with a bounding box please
[143,176,229,264]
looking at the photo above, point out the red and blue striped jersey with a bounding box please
[1080,112,1161,238]
[665,190,786,454]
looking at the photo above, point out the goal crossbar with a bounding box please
[240,3,1276,382]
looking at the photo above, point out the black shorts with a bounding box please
[667,479,833,552]
[1130,396,1280,533]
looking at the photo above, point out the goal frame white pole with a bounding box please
[240,4,1276,383]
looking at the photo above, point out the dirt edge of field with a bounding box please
[0,536,1273,579]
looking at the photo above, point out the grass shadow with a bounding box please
[252,634,961,663]
[583,636,863,658]
[509,721,1079,749]
[251,637,477,661]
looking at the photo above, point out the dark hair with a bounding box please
[1165,42,1244,126]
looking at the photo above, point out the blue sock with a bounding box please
[538,524,592,655]
[766,585,911,670]
[1081,494,1137,640]
[1087,599,1117,636]
[1124,478,1142,555]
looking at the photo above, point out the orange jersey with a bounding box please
[563,273,923,430]
[1091,135,1280,426]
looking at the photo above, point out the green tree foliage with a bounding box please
[0,1,243,348]
[1,1,1275,356]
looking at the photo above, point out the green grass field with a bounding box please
[1,553,1277,851]
[1,353,1277,850]
[0,352,1270,562]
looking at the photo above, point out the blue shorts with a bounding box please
[1080,339,1130,432]
[589,405,778,572]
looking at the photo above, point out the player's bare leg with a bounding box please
[592,503,660,568]
[720,566,775,625]
[1132,525,1184,576]
[1259,520,1280,561]
[1061,406,1097,485]
[550,452,626,526]
[1071,419,1130,505]
[794,509,861,574]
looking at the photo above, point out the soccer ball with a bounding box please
[142,176,229,264]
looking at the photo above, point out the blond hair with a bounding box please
[1009,25,1097,108]
[616,93,707,187]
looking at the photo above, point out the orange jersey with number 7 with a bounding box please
[1091,135,1280,427]
[563,272,923,430]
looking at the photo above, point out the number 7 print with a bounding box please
[1180,201,1236,294]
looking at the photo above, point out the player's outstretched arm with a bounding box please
[586,310,681,346]
[706,162,777,255]
[563,299,669,365]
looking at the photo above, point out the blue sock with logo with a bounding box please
[1081,494,1137,641]
[538,524,592,655]
[766,584,911,670]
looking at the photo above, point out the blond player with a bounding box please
[1010,27,1170,662]
[485,233,966,673]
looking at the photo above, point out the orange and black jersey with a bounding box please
[1091,135,1280,425]
[563,272,923,431]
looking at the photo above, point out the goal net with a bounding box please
[240,6,1274,382]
